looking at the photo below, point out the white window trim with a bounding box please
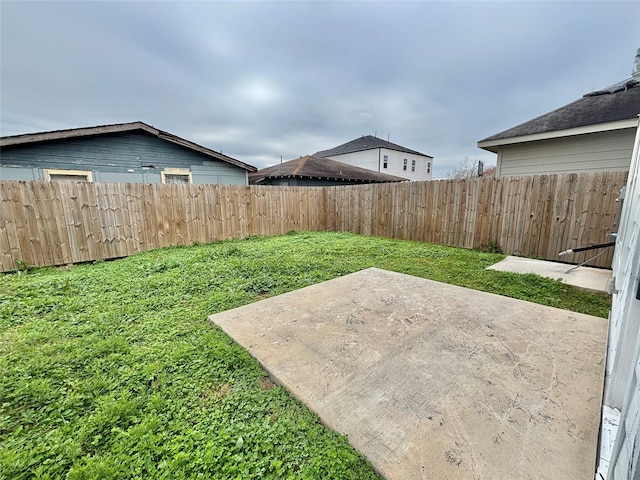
[161,168,193,184]
[43,169,94,182]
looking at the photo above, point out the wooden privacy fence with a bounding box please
[327,171,627,268]
[0,171,627,272]
[0,181,327,272]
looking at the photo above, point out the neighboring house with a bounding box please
[478,52,640,177]
[249,155,407,186]
[313,135,433,181]
[0,121,256,185]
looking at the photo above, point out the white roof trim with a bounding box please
[478,118,639,152]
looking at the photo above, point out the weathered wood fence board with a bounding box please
[0,172,628,272]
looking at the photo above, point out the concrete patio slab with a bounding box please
[209,268,607,480]
[487,255,612,293]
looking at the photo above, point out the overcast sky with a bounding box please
[1,1,639,177]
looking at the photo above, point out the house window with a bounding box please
[427,162,431,174]
[161,168,192,184]
[43,169,93,182]
[403,159,408,171]
[411,160,416,172]
[383,155,388,169]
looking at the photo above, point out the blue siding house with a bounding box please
[0,121,256,185]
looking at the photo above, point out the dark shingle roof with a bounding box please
[313,135,432,158]
[0,121,257,172]
[479,78,640,144]
[249,155,408,184]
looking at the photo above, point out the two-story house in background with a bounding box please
[313,135,433,181]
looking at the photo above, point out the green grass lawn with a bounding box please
[0,232,610,479]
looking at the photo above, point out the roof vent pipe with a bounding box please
[632,48,640,77]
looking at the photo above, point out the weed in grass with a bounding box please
[0,232,610,479]
[14,259,33,273]
[479,239,504,254]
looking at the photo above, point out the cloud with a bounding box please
[1,1,638,176]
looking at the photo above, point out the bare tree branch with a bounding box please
[447,157,479,179]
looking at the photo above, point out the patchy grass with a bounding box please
[0,232,610,479]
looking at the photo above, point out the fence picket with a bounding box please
[0,173,627,272]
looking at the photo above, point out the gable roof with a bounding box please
[249,155,408,184]
[478,78,640,151]
[0,121,257,172]
[313,135,433,159]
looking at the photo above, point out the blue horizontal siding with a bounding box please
[1,131,247,184]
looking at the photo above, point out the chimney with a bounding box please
[633,48,640,77]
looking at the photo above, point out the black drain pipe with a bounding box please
[558,241,616,257]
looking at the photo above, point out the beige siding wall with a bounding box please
[497,128,635,176]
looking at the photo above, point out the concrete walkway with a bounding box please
[487,255,612,293]
[209,268,607,480]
